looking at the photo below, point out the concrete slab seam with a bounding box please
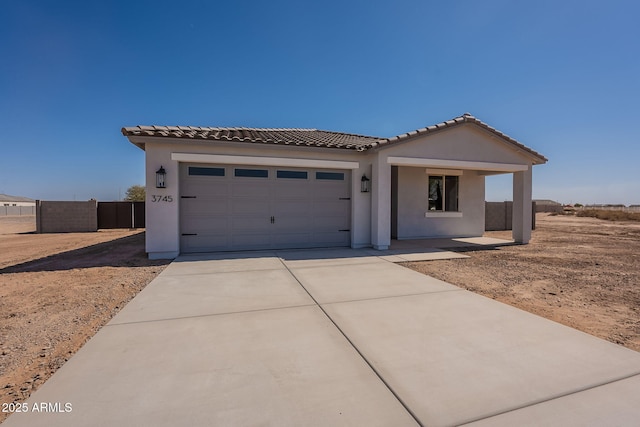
[276,257,424,427]
[159,266,288,277]
[374,254,450,263]
[104,303,317,327]
[279,259,386,269]
[175,250,279,260]
[457,371,640,426]
[319,288,464,306]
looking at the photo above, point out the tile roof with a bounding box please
[0,194,35,203]
[376,113,547,163]
[121,126,380,152]
[121,113,547,163]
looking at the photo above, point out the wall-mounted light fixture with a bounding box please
[156,166,167,188]
[360,174,370,193]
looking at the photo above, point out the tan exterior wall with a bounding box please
[36,200,98,233]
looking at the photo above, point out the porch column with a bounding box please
[512,164,533,243]
[371,155,391,250]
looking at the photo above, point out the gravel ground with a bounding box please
[404,213,640,352]
[0,217,169,423]
[2,213,639,423]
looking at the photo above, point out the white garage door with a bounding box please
[179,163,351,253]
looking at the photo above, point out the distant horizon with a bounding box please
[2,190,637,208]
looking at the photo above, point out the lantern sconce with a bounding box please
[156,166,167,188]
[360,174,370,193]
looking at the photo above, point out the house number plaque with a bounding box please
[151,195,174,202]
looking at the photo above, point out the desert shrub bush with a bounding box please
[576,209,640,222]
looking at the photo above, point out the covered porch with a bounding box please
[371,156,534,250]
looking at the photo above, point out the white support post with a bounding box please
[371,155,391,250]
[512,164,533,243]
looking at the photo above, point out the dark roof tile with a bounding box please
[121,113,547,162]
[377,113,547,163]
[121,126,381,151]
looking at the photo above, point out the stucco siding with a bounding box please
[382,125,532,166]
[145,143,180,257]
[395,167,485,239]
[142,140,374,257]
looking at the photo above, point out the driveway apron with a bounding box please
[5,248,640,427]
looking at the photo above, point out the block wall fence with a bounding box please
[485,201,536,231]
[36,200,98,233]
[33,200,529,234]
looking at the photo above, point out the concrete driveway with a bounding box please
[5,248,640,426]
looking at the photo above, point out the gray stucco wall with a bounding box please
[36,200,98,233]
[142,141,374,257]
[395,167,485,239]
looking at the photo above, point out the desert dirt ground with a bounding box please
[405,213,640,353]
[1,213,639,423]
[0,216,170,423]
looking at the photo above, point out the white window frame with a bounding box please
[425,169,462,218]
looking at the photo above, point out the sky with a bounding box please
[1,0,639,204]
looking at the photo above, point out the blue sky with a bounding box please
[1,0,639,204]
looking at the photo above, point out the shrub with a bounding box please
[124,185,145,202]
[576,209,640,222]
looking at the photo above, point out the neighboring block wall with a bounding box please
[485,201,536,231]
[36,200,98,233]
[485,201,513,231]
[0,205,35,216]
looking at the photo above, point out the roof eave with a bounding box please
[376,114,548,165]
[121,126,378,152]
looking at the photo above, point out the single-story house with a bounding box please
[122,113,547,259]
[0,194,36,207]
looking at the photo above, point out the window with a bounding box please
[277,170,308,179]
[235,168,268,178]
[316,172,344,180]
[189,167,225,176]
[428,175,459,211]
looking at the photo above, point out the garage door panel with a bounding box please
[182,200,227,215]
[273,183,310,198]
[181,163,350,253]
[312,231,350,245]
[274,216,311,232]
[231,215,271,232]
[182,215,229,232]
[231,181,270,197]
[232,199,270,214]
[231,234,271,250]
[186,182,229,197]
[313,200,349,214]
[272,201,311,216]
[313,181,349,199]
[182,234,229,252]
[272,232,311,246]
[313,215,349,229]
